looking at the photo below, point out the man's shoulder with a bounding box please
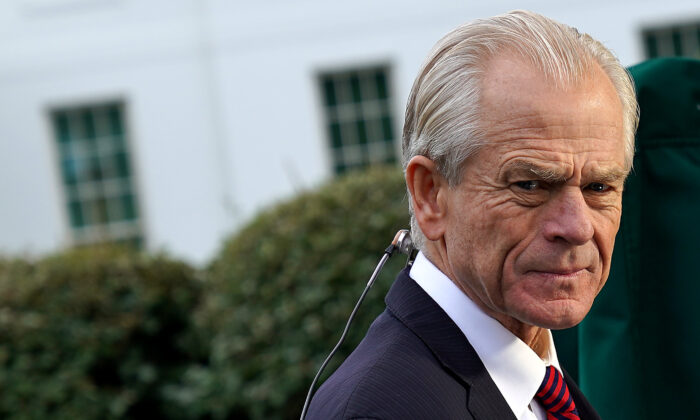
[306,308,470,420]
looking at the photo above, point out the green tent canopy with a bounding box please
[565,57,700,419]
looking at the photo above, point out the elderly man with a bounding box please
[307,10,637,420]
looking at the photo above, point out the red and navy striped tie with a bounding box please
[535,365,580,420]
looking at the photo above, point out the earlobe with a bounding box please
[406,156,447,241]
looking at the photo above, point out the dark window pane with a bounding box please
[375,71,388,99]
[55,114,71,143]
[323,78,336,107]
[108,106,123,136]
[644,33,658,58]
[381,116,393,141]
[115,152,130,178]
[88,157,103,181]
[69,200,84,227]
[82,109,96,140]
[329,122,342,149]
[350,74,362,103]
[82,200,94,225]
[93,108,110,138]
[98,198,109,224]
[61,158,78,185]
[672,29,683,56]
[122,194,137,220]
[356,119,367,144]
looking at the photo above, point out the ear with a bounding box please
[405,155,449,241]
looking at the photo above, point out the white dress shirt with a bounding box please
[409,251,562,420]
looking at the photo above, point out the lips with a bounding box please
[528,267,588,276]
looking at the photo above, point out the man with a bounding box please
[307,10,638,420]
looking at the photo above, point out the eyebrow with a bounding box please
[502,161,568,183]
[592,167,629,184]
[502,161,629,185]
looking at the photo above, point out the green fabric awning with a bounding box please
[574,57,700,419]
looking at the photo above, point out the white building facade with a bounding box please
[1,0,698,264]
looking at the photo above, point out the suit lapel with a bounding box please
[563,370,601,420]
[385,270,517,420]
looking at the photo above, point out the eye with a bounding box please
[587,182,611,192]
[514,180,540,191]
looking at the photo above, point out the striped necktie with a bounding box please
[535,365,580,420]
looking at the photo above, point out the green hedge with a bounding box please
[0,166,410,419]
[0,247,203,419]
[182,165,410,419]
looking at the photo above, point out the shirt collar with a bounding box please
[409,251,561,420]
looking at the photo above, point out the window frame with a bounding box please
[46,98,145,248]
[317,63,399,175]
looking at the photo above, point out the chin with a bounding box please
[517,300,591,330]
[541,315,585,330]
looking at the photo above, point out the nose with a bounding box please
[542,187,594,246]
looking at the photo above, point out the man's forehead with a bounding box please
[481,53,619,107]
[481,51,597,94]
[482,112,623,142]
[475,53,625,152]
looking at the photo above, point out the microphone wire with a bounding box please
[299,244,396,420]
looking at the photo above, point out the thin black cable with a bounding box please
[300,246,395,420]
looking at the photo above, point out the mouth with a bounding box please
[525,268,589,282]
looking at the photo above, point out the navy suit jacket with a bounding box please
[307,269,600,420]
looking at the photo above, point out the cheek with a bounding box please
[463,202,520,256]
[495,203,541,260]
[456,200,535,295]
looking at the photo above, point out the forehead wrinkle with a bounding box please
[483,113,553,141]
[486,121,623,144]
[482,103,623,142]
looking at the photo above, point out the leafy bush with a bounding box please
[0,166,410,419]
[0,247,203,420]
[185,165,411,419]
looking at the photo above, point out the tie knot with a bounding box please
[535,366,580,420]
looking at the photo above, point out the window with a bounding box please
[320,66,397,174]
[52,102,143,247]
[643,22,700,59]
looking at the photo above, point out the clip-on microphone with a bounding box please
[300,229,415,419]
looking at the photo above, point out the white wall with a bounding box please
[0,0,698,264]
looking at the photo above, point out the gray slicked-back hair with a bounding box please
[402,10,639,250]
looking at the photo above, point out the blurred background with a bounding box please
[1,1,699,419]
[1,0,699,264]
